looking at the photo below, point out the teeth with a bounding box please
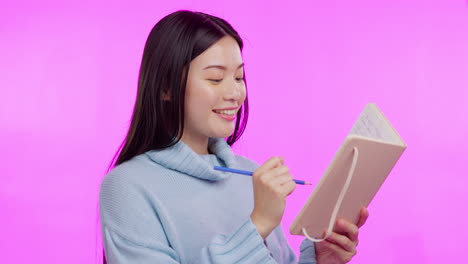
[214,109,237,115]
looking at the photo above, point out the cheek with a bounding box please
[185,84,218,115]
[240,86,247,102]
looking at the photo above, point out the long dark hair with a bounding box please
[111,10,249,169]
[102,10,249,263]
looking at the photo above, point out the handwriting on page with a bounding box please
[349,104,401,144]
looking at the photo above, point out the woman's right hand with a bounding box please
[250,157,297,240]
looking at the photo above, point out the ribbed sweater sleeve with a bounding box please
[200,218,278,263]
[102,219,276,264]
[268,224,317,264]
[298,239,317,263]
[100,172,278,264]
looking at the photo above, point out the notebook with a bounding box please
[289,103,407,238]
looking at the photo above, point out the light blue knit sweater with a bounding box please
[100,137,316,263]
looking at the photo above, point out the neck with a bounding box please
[180,133,210,155]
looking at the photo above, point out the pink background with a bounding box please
[1,0,467,263]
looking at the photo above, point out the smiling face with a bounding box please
[181,36,246,152]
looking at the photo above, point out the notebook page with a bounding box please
[349,103,402,145]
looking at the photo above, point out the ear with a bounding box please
[163,89,171,101]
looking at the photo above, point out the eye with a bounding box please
[236,77,244,82]
[208,79,222,83]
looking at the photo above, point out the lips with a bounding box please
[212,108,238,121]
[213,109,238,115]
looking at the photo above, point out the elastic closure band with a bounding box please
[302,147,359,242]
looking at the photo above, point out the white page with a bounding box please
[349,103,403,145]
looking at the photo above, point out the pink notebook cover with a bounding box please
[290,103,406,237]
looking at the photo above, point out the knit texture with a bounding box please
[100,137,316,263]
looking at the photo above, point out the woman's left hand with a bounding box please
[315,207,369,264]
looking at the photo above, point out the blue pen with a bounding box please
[213,166,312,185]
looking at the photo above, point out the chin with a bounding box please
[212,129,235,139]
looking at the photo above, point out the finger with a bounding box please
[270,174,293,186]
[267,165,290,180]
[254,157,282,176]
[325,231,356,253]
[279,156,285,165]
[257,166,289,185]
[335,218,359,242]
[270,174,296,195]
[269,165,290,179]
[282,180,296,196]
[319,240,354,263]
[356,207,369,228]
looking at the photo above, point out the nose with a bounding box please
[223,79,244,102]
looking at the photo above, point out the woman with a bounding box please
[100,10,368,264]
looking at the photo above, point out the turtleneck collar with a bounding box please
[144,137,237,181]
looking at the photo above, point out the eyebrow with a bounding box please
[203,63,244,70]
